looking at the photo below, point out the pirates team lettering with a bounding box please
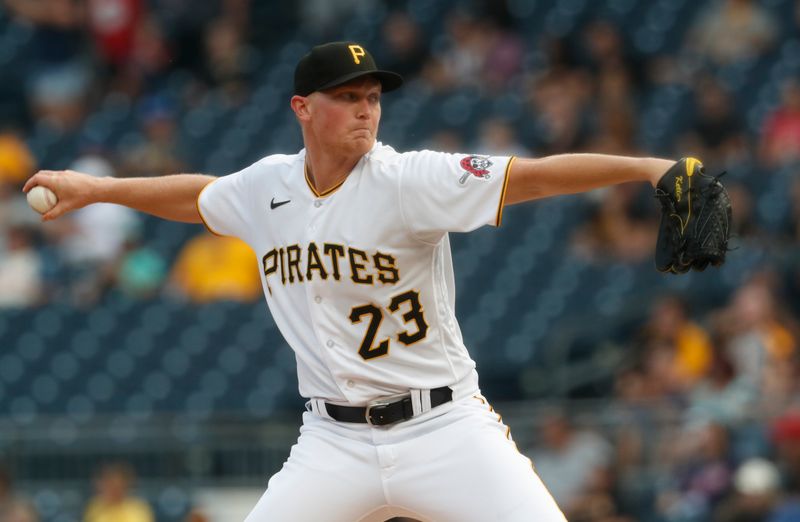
[261,242,399,294]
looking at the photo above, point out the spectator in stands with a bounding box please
[423,7,522,93]
[658,422,734,521]
[570,184,658,264]
[422,128,466,154]
[0,53,30,130]
[768,494,800,521]
[678,77,750,168]
[4,503,39,522]
[0,225,43,308]
[525,67,593,154]
[587,71,641,156]
[83,462,153,522]
[713,274,798,414]
[611,404,661,519]
[149,0,222,76]
[0,129,37,186]
[298,0,375,39]
[684,0,778,67]
[81,1,169,98]
[481,22,524,93]
[724,182,758,241]
[714,457,780,522]
[634,295,714,394]
[422,9,486,93]
[418,55,451,94]
[588,103,640,156]
[566,464,633,522]
[378,11,430,79]
[579,18,643,91]
[113,236,168,300]
[58,154,140,304]
[61,154,139,262]
[614,367,670,409]
[474,118,530,157]
[183,508,209,522]
[86,0,142,64]
[0,464,39,522]
[583,20,644,148]
[768,410,800,521]
[5,0,92,131]
[0,129,40,251]
[539,33,581,74]
[120,95,188,178]
[525,411,613,515]
[200,17,252,104]
[685,346,756,428]
[85,0,144,93]
[169,233,261,303]
[123,15,172,96]
[576,20,644,158]
[760,80,800,168]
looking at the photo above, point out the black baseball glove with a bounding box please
[654,157,732,274]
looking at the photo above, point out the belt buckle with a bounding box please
[365,393,409,426]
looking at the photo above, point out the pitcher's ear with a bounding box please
[291,95,311,120]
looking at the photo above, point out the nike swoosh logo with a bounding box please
[270,198,291,210]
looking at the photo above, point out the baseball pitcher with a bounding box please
[24,42,730,521]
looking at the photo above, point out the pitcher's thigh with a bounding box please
[244,430,384,522]
[442,431,564,521]
[394,409,567,521]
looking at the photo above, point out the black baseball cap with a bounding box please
[293,41,404,96]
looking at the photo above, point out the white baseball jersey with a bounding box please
[197,142,513,404]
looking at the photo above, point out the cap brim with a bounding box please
[317,70,404,93]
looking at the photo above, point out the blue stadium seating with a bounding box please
[0,0,786,463]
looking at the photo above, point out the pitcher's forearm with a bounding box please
[24,169,216,222]
[505,154,674,205]
[97,175,216,222]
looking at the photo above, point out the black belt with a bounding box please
[324,386,453,426]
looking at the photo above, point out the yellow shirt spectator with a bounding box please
[0,132,36,184]
[83,463,154,522]
[171,233,261,302]
[84,497,154,522]
[763,320,796,361]
[674,322,713,382]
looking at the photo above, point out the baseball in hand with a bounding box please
[27,185,58,214]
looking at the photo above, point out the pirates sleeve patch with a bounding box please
[458,155,493,185]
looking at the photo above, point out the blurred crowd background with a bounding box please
[2,0,800,521]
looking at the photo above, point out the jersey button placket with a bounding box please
[305,199,328,355]
[307,198,324,234]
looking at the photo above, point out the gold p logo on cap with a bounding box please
[348,44,366,64]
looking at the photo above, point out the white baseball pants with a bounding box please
[243,393,566,522]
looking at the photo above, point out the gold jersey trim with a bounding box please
[305,161,348,198]
[196,178,225,237]
[495,156,515,227]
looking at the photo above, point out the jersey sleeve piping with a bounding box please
[196,177,226,237]
[494,156,515,227]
